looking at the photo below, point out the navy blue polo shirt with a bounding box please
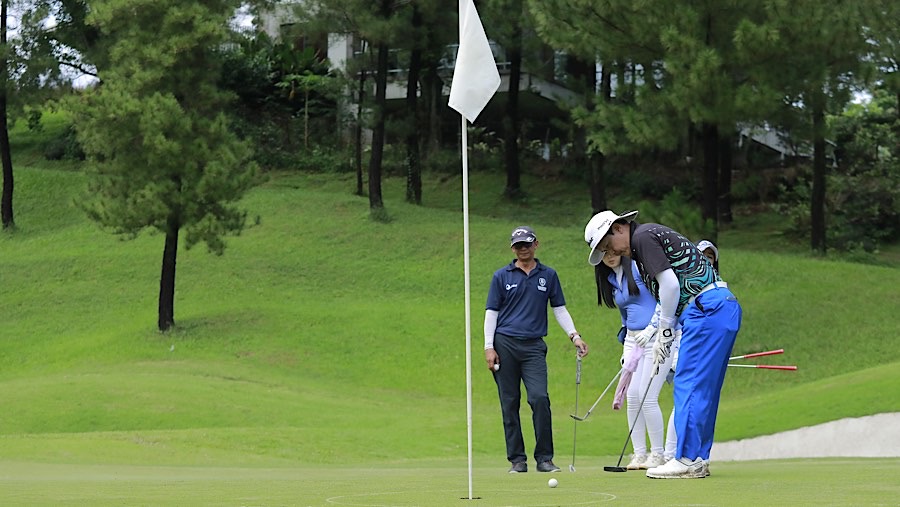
[486,259,566,339]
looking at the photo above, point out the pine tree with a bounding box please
[66,0,258,331]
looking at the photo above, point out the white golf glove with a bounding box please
[652,317,676,372]
[634,324,657,347]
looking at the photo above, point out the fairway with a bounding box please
[2,458,898,506]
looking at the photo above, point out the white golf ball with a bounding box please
[493,363,500,371]
[548,478,558,488]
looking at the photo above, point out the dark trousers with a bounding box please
[493,333,553,464]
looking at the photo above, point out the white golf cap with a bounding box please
[584,210,639,266]
[696,240,719,261]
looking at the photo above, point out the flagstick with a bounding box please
[451,0,501,498]
[462,116,474,500]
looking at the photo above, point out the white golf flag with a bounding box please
[448,0,501,123]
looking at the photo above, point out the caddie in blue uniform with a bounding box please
[484,226,589,474]
[584,210,742,479]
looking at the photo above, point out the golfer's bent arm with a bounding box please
[654,269,679,329]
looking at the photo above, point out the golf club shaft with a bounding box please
[612,372,656,467]
[728,364,797,370]
[571,354,581,471]
[729,348,784,361]
[573,367,622,421]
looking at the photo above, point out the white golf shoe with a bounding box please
[625,453,647,470]
[642,452,667,469]
[646,457,707,479]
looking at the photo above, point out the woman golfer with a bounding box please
[595,251,670,470]
[584,210,742,479]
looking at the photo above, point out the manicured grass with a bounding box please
[2,117,899,505]
[1,459,898,506]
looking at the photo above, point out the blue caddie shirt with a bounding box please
[486,259,565,339]
[609,259,657,331]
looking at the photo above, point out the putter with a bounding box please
[570,353,582,472]
[604,372,655,472]
[570,367,622,422]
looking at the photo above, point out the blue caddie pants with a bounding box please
[674,286,742,461]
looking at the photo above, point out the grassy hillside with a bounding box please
[2,157,899,468]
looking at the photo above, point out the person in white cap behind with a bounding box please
[695,239,719,274]
[583,211,741,479]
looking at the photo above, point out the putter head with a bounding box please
[603,466,628,473]
[569,464,575,472]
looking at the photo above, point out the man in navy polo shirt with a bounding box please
[484,226,589,474]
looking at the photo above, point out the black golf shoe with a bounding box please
[537,460,561,472]
[508,461,528,473]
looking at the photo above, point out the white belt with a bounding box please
[685,281,727,309]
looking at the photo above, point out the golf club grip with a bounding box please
[576,356,582,384]
[729,348,784,360]
[728,364,797,370]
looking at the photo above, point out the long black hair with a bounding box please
[595,256,640,308]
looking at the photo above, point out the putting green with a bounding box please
[1,458,898,506]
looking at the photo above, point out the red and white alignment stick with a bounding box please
[727,364,797,371]
[729,349,784,361]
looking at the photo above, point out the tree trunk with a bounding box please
[420,16,441,159]
[421,66,442,157]
[303,88,309,149]
[569,56,590,203]
[701,122,719,239]
[355,42,366,197]
[591,63,611,213]
[0,0,13,230]
[503,16,522,199]
[158,214,179,332]
[405,6,422,205]
[810,89,827,255]
[0,93,12,230]
[717,130,733,224]
[367,40,388,210]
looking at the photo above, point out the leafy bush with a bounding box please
[772,172,812,239]
[826,93,898,251]
[43,124,85,161]
[774,160,898,253]
[292,146,353,173]
[423,148,464,174]
[772,89,899,253]
[827,164,899,251]
[636,187,715,240]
